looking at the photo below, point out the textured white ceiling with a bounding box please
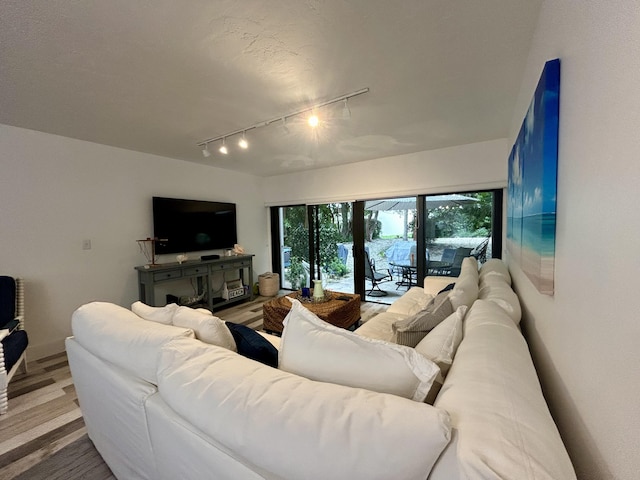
[0,0,542,177]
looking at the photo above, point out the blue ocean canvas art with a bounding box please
[507,59,560,295]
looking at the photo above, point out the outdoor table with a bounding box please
[390,262,417,289]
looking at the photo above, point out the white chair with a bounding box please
[0,277,28,414]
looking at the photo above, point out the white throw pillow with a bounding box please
[415,306,467,378]
[131,301,178,325]
[279,300,440,402]
[172,306,237,351]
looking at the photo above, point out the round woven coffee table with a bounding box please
[262,291,361,335]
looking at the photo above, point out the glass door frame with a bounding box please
[270,188,502,297]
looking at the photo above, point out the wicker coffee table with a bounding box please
[263,291,361,335]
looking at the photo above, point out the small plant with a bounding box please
[285,257,307,290]
[327,259,349,277]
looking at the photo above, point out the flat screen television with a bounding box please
[153,197,238,254]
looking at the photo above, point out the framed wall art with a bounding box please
[507,58,560,295]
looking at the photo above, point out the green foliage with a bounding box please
[283,204,348,279]
[285,257,307,290]
[327,258,348,277]
[426,193,493,240]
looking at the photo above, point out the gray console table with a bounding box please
[135,254,254,311]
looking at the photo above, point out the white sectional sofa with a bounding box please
[66,258,576,480]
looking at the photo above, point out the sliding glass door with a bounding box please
[270,189,502,301]
[423,191,502,277]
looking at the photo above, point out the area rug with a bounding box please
[14,434,114,480]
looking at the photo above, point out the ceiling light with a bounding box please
[196,87,369,154]
[238,132,248,149]
[202,143,211,158]
[342,98,351,120]
[281,117,290,134]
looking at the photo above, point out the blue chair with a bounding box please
[0,276,28,414]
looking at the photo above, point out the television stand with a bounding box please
[135,254,254,311]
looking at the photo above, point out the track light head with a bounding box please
[238,132,248,149]
[281,117,290,135]
[219,138,228,155]
[202,144,211,158]
[342,98,351,120]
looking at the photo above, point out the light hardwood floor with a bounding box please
[0,294,388,478]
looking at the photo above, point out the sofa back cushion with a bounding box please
[449,257,479,310]
[72,302,195,384]
[478,258,512,285]
[478,275,522,324]
[430,300,576,480]
[157,338,452,480]
[279,300,440,402]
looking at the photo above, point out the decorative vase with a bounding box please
[313,279,324,299]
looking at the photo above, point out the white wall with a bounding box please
[263,139,508,205]
[508,1,640,478]
[0,124,269,359]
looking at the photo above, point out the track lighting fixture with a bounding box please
[342,98,351,120]
[196,87,369,156]
[202,143,211,158]
[281,117,290,134]
[238,132,248,149]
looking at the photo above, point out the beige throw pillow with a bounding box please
[392,291,454,347]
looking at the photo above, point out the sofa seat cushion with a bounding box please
[280,300,440,402]
[423,276,459,296]
[354,311,405,342]
[157,338,452,480]
[430,300,576,480]
[387,287,433,315]
[72,302,195,384]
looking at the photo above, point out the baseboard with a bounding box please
[27,338,67,361]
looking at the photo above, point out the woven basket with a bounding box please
[258,272,280,297]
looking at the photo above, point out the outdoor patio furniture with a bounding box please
[448,247,473,277]
[471,237,490,264]
[390,262,418,290]
[427,248,455,275]
[364,251,393,297]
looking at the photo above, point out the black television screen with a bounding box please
[153,197,238,254]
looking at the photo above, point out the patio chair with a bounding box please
[364,251,392,297]
[471,237,490,264]
[427,248,456,275]
[448,247,473,277]
[1,276,28,415]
